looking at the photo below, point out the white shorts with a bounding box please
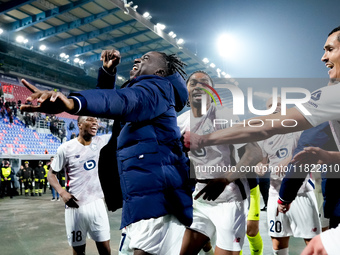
[189,199,246,251]
[267,191,321,239]
[314,185,329,229]
[124,214,185,255]
[118,228,133,255]
[65,199,110,247]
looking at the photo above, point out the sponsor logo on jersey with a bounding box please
[276,148,288,158]
[84,160,96,171]
[75,155,80,158]
[311,90,321,101]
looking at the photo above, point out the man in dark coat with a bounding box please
[21,50,193,254]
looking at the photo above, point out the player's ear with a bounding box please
[154,68,166,77]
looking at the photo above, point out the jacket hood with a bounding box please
[165,72,188,112]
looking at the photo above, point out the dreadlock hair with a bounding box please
[157,52,187,79]
[186,70,215,107]
[186,70,214,87]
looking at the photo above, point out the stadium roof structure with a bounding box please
[0,0,220,91]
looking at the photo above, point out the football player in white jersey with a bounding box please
[178,71,262,255]
[291,147,340,255]
[48,116,111,255]
[182,26,340,255]
[257,98,320,255]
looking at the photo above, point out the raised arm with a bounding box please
[96,49,120,89]
[20,80,75,114]
[20,49,121,114]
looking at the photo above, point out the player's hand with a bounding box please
[276,203,291,216]
[194,178,230,201]
[291,150,313,166]
[60,190,79,208]
[20,79,74,114]
[301,235,328,255]
[254,162,269,176]
[293,147,333,165]
[101,49,121,73]
[183,131,191,149]
[184,131,203,151]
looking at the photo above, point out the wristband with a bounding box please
[277,197,290,205]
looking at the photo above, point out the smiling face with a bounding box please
[322,31,340,81]
[187,72,213,109]
[129,51,167,80]
[78,116,98,138]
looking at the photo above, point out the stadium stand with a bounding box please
[0,80,112,156]
[2,82,77,120]
[0,115,60,155]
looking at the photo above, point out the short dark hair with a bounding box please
[328,26,340,42]
[77,116,83,124]
[186,70,214,88]
[157,52,187,79]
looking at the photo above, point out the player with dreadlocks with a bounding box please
[21,50,193,255]
[177,70,262,255]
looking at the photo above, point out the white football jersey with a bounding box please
[258,132,313,196]
[51,135,111,206]
[177,105,249,203]
[299,84,340,150]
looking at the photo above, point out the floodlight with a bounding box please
[217,34,238,58]
[39,45,46,51]
[177,38,184,45]
[157,23,166,30]
[16,36,24,43]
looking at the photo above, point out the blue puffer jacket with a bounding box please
[70,72,193,228]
